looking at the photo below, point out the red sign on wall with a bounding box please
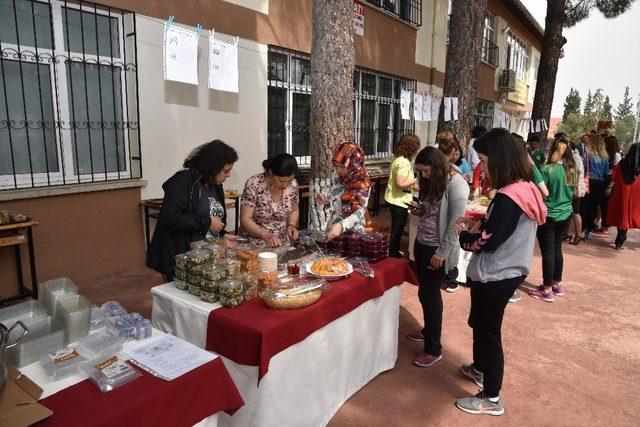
[354,0,365,36]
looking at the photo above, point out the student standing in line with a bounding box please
[529,137,577,302]
[453,129,546,416]
[600,135,622,234]
[406,147,469,366]
[605,143,640,250]
[384,134,421,258]
[583,134,610,240]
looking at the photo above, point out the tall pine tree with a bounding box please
[562,88,581,121]
[601,96,613,120]
[583,90,594,116]
[615,86,634,119]
[592,89,605,117]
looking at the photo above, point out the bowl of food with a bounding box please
[305,257,353,280]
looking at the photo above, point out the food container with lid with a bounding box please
[101,301,127,318]
[39,277,78,319]
[186,249,211,266]
[56,295,91,343]
[188,284,201,297]
[200,290,220,304]
[76,331,125,358]
[220,295,244,308]
[90,307,107,331]
[175,253,189,271]
[175,268,187,281]
[174,280,189,291]
[205,243,227,261]
[186,273,202,287]
[202,264,227,282]
[223,259,242,276]
[219,278,244,298]
[200,278,220,294]
[361,232,389,250]
[190,240,208,250]
[84,355,141,393]
[40,346,90,380]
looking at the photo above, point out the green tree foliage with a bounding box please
[615,116,636,146]
[592,88,604,117]
[615,86,634,119]
[558,112,590,143]
[565,0,636,27]
[601,96,613,120]
[562,88,582,121]
[583,90,594,116]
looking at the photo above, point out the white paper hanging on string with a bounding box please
[163,25,199,85]
[431,96,441,120]
[400,90,411,120]
[422,94,432,121]
[413,92,423,121]
[542,119,548,130]
[208,37,239,92]
[535,119,541,132]
[443,97,452,121]
[451,97,459,120]
[529,120,535,134]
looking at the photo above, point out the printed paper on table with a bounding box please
[163,25,198,85]
[209,36,239,92]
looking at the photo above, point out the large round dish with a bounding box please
[304,260,353,280]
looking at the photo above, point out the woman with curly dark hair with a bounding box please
[147,140,239,280]
[384,134,421,258]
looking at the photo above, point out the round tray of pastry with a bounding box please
[305,257,353,280]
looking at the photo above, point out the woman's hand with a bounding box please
[454,217,481,234]
[315,193,330,206]
[472,187,480,199]
[408,200,423,216]
[326,223,343,241]
[429,254,444,270]
[261,232,283,248]
[287,225,299,241]
[223,233,239,248]
[210,216,225,233]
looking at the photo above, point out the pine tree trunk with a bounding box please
[437,0,487,146]
[309,0,355,231]
[530,0,567,140]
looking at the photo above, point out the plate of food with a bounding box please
[305,257,353,280]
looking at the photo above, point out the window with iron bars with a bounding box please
[475,98,494,130]
[267,47,416,165]
[0,0,140,190]
[364,0,422,27]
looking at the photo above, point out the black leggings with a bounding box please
[414,241,445,357]
[388,203,408,258]
[537,217,571,286]
[468,277,523,398]
[616,229,628,247]
[585,179,606,232]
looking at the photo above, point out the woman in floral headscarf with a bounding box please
[317,141,372,241]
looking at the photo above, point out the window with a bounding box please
[480,13,498,66]
[0,0,140,190]
[505,31,529,81]
[532,55,540,80]
[364,0,422,27]
[475,99,494,129]
[268,47,416,164]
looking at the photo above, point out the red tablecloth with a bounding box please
[37,357,244,427]
[206,257,417,381]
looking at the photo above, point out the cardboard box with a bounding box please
[0,365,52,426]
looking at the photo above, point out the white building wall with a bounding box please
[136,16,268,199]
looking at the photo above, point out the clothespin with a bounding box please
[165,15,175,31]
[195,24,202,39]
[210,28,216,40]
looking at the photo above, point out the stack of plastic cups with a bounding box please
[56,295,92,343]
[39,277,78,320]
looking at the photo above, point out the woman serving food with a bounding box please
[316,141,372,241]
[240,154,300,248]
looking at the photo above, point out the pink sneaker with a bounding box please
[552,285,565,297]
[414,352,442,367]
[529,288,555,302]
[406,330,424,342]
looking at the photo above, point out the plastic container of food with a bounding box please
[188,284,201,297]
[173,280,189,291]
[200,290,220,303]
[39,277,78,319]
[223,259,242,276]
[84,355,141,393]
[76,331,125,358]
[56,295,91,343]
[236,244,260,262]
[125,313,152,340]
[219,277,244,298]
[261,277,330,310]
[6,317,65,368]
[186,273,202,287]
[175,253,189,270]
[220,295,244,308]
[90,307,107,331]
[175,268,187,281]
[258,270,278,291]
[205,243,227,261]
[189,264,210,277]
[361,232,389,250]
[40,346,90,380]
[186,249,212,266]
[190,240,208,250]
[101,301,127,318]
[202,264,227,282]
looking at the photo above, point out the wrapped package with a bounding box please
[223,258,242,276]
[175,268,187,281]
[173,280,189,291]
[347,257,375,278]
[188,284,201,297]
[84,355,141,393]
[205,243,227,261]
[261,277,330,310]
[76,331,125,358]
[40,347,90,380]
[101,301,127,318]
[200,290,220,303]
[220,295,244,308]
[219,278,244,298]
[186,249,211,266]
[175,253,188,271]
[202,264,227,282]
[189,240,208,250]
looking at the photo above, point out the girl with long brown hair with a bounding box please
[584,134,610,239]
[529,138,577,302]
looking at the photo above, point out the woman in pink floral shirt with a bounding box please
[240,154,300,247]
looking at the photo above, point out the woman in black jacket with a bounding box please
[147,140,238,280]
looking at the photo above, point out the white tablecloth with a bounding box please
[19,328,219,427]
[152,283,402,427]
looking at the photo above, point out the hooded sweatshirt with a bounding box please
[460,180,547,284]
